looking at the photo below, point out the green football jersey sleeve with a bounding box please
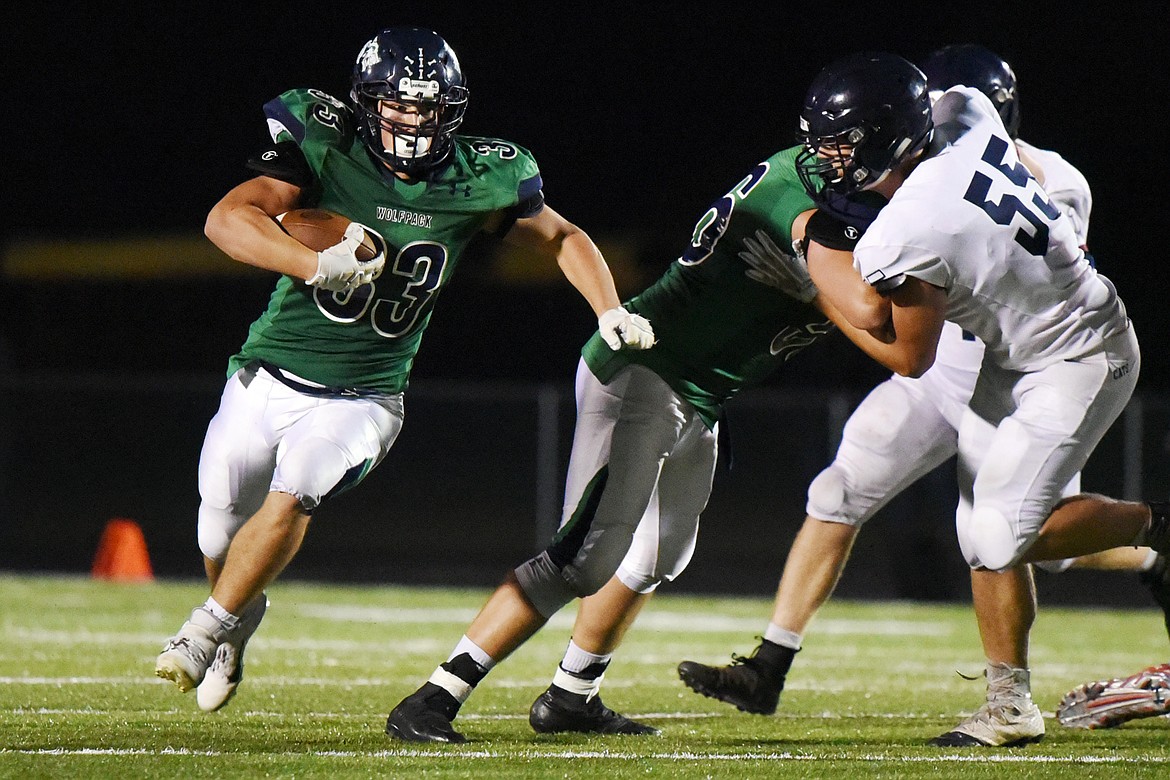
[583,146,834,429]
[226,89,543,394]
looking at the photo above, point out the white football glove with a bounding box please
[307,222,386,292]
[598,306,655,350]
[739,229,818,303]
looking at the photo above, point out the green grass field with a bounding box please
[1,574,1168,778]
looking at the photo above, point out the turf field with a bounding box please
[1,574,1168,778]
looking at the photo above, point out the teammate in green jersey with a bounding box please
[386,146,869,742]
[154,26,654,713]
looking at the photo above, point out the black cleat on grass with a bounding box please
[529,685,659,735]
[677,655,784,715]
[386,682,467,743]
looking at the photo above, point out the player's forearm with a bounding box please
[557,229,622,317]
[205,204,318,280]
[816,295,934,377]
[806,243,890,330]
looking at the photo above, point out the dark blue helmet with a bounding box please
[796,52,933,200]
[351,27,469,176]
[919,44,1020,138]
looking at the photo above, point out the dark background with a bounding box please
[4,2,1170,607]
[6,1,1169,386]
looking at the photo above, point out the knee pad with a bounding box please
[806,465,866,526]
[272,436,350,511]
[513,552,579,618]
[197,503,238,563]
[806,465,845,519]
[960,506,1021,570]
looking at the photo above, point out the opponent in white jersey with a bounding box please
[678,44,1151,732]
[796,52,1163,747]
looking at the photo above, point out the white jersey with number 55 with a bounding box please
[854,86,1127,372]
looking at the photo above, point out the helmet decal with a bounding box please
[357,38,381,71]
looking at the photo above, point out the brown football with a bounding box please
[278,208,379,261]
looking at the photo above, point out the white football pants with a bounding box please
[196,365,404,563]
[806,323,1083,573]
[956,327,1139,571]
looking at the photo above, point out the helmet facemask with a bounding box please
[795,125,869,196]
[796,120,928,199]
[352,81,468,175]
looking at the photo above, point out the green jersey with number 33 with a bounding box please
[583,146,833,429]
[226,88,544,393]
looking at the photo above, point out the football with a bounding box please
[278,209,380,261]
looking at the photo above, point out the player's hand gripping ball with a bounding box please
[278,209,386,292]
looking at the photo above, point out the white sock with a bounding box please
[551,639,611,699]
[448,635,496,671]
[764,623,802,651]
[559,639,611,675]
[202,597,239,632]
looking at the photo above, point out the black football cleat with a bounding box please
[678,652,786,715]
[1139,554,1170,643]
[386,683,467,743]
[529,685,659,735]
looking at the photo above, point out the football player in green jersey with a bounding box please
[386,146,872,742]
[154,26,654,712]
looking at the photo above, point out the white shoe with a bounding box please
[196,594,268,712]
[155,608,224,692]
[931,696,1045,747]
[930,662,1045,747]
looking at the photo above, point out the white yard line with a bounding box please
[1,746,1165,764]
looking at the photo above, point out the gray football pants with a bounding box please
[515,359,718,617]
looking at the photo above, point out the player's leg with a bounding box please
[1063,547,1154,571]
[531,419,716,735]
[680,373,959,713]
[387,361,683,742]
[931,373,1043,747]
[941,344,1138,746]
[529,576,658,735]
[156,369,277,694]
[158,368,403,703]
[1023,494,1152,563]
[929,565,1044,747]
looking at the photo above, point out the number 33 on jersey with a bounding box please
[228,88,546,394]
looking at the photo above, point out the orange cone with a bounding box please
[91,518,154,581]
